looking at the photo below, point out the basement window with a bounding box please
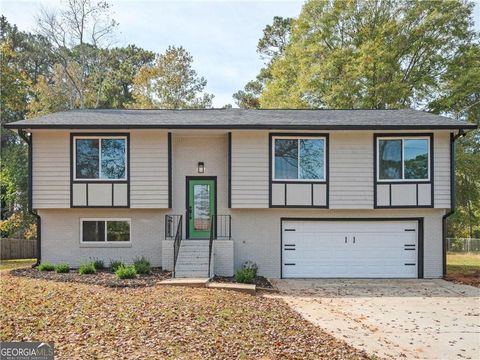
[81,219,130,243]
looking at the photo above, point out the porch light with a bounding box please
[198,162,205,174]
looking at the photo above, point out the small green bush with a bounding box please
[91,258,105,270]
[109,260,125,273]
[79,262,96,275]
[133,257,151,274]
[38,262,55,271]
[234,268,257,284]
[55,263,70,273]
[115,265,137,279]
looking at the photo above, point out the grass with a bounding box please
[0,259,35,271]
[0,273,368,359]
[447,252,480,273]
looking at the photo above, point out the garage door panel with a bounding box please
[282,220,418,278]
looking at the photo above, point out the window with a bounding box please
[377,137,430,181]
[75,136,127,180]
[273,137,326,181]
[81,219,130,243]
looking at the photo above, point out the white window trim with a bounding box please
[80,218,131,244]
[272,136,327,182]
[73,136,128,181]
[376,136,431,182]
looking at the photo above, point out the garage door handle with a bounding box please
[345,236,347,243]
[353,236,356,244]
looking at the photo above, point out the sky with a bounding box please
[1,0,479,108]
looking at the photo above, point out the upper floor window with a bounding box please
[74,136,127,180]
[273,136,326,181]
[377,137,430,181]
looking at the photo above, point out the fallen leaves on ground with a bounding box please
[445,271,480,288]
[0,272,369,359]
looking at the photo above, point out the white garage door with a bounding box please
[282,220,418,278]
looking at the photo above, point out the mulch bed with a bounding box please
[213,275,274,289]
[10,267,172,288]
[445,271,480,288]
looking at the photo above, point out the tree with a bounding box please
[257,0,476,109]
[89,45,155,108]
[428,43,480,239]
[131,46,214,109]
[36,0,118,109]
[233,17,292,108]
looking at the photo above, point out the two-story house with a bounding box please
[5,109,476,278]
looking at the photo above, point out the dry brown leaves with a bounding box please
[0,273,370,359]
[445,271,480,288]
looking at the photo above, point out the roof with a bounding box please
[3,108,477,130]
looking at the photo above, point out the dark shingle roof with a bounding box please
[3,108,477,130]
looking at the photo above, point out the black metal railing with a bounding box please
[208,215,215,278]
[165,214,182,239]
[213,215,232,240]
[170,215,183,277]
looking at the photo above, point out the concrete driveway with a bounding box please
[270,279,480,360]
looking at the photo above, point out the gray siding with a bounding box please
[329,132,374,209]
[32,131,70,208]
[434,131,451,208]
[31,130,169,209]
[231,132,269,208]
[130,130,169,208]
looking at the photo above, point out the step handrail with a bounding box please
[172,215,183,277]
[208,215,215,278]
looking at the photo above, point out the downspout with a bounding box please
[442,130,465,277]
[18,129,41,267]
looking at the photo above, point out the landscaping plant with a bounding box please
[55,263,70,273]
[79,262,96,275]
[115,265,137,279]
[235,268,257,284]
[109,260,125,273]
[133,257,151,274]
[38,263,55,271]
[91,258,105,270]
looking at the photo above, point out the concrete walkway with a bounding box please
[269,279,480,360]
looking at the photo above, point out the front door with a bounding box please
[187,178,216,239]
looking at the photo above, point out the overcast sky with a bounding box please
[2,0,479,107]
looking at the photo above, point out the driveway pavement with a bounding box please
[270,279,480,360]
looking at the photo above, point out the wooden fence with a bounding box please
[0,239,37,260]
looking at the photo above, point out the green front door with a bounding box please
[187,178,216,239]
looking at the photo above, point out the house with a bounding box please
[5,109,477,279]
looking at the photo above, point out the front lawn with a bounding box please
[0,273,369,359]
[446,252,480,287]
[0,259,36,271]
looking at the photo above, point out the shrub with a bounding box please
[55,263,70,273]
[234,268,257,284]
[90,258,105,270]
[79,262,96,275]
[109,260,125,273]
[115,265,137,279]
[243,261,258,272]
[133,257,151,274]
[38,262,55,271]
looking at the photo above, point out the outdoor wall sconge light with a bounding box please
[198,162,205,174]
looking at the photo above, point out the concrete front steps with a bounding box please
[174,240,210,278]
